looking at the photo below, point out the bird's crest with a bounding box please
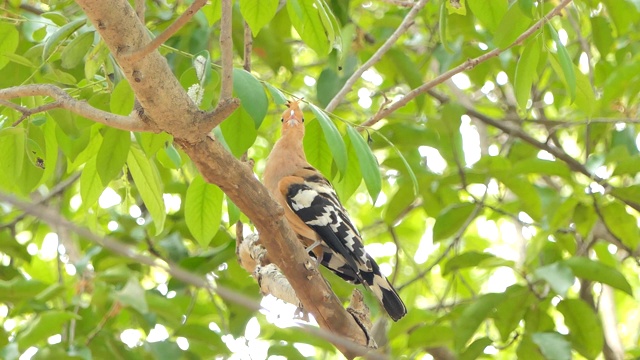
[282,99,304,127]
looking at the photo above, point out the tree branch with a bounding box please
[363,0,574,127]
[243,20,253,72]
[124,0,207,63]
[325,0,430,112]
[70,0,374,356]
[0,84,156,132]
[218,0,234,102]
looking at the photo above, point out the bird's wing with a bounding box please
[278,172,372,276]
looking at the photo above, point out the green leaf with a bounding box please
[493,285,532,341]
[494,3,532,48]
[127,145,166,235]
[460,337,492,360]
[287,0,335,55]
[240,0,279,36]
[546,24,576,102]
[0,278,48,303]
[137,132,172,157]
[599,201,639,249]
[0,22,19,71]
[531,332,571,360]
[612,155,640,176]
[373,131,419,195]
[17,311,80,349]
[591,16,614,57]
[549,196,578,230]
[557,299,604,359]
[534,262,573,296]
[220,106,258,157]
[497,175,542,220]
[43,18,85,60]
[573,64,596,116]
[264,82,288,105]
[303,119,332,177]
[203,0,222,25]
[60,30,94,69]
[468,0,508,33]
[562,257,633,296]
[514,39,540,109]
[511,158,571,179]
[347,126,380,201]
[110,79,135,116]
[433,203,476,242]
[0,127,25,194]
[408,325,453,348]
[454,293,505,350]
[518,0,535,17]
[309,103,347,176]
[116,277,149,314]
[80,158,106,210]
[232,68,268,128]
[443,251,495,276]
[333,134,363,201]
[96,128,130,186]
[185,175,224,247]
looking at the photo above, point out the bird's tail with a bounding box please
[320,250,407,321]
[361,260,407,321]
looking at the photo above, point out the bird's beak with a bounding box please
[286,118,300,127]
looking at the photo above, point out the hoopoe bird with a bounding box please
[263,100,407,321]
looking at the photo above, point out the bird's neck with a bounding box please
[264,130,309,191]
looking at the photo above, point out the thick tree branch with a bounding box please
[363,0,574,126]
[0,84,155,132]
[69,0,373,357]
[325,0,430,112]
[75,0,209,143]
[124,0,207,63]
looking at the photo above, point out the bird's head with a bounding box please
[281,99,305,135]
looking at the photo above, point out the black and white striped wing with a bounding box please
[284,178,371,278]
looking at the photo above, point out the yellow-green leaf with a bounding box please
[240,0,279,36]
[127,145,165,235]
[185,175,224,247]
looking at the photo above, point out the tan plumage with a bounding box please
[263,100,407,321]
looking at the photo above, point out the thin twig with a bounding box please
[0,172,81,229]
[325,0,430,112]
[243,21,252,72]
[0,84,155,132]
[125,0,207,63]
[379,0,416,7]
[218,0,234,102]
[363,0,574,126]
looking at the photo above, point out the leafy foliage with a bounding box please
[1,0,640,359]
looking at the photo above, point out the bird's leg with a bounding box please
[305,240,323,268]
